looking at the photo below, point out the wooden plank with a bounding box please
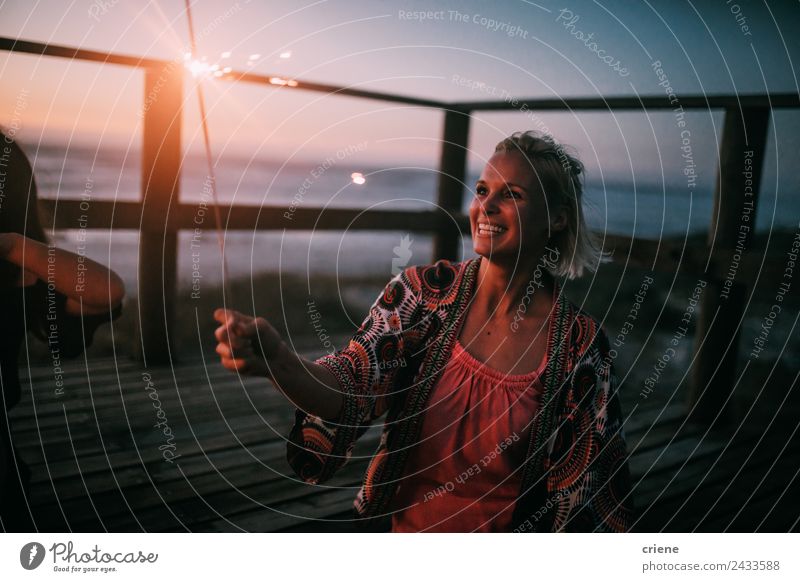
[40,199,461,233]
[27,419,381,500]
[632,434,766,506]
[11,362,682,453]
[433,109,470,261]
[135,63,183,365]
[72,467,368,532]
[11,370,268,420]
[0,36,447,108]
[224,71,447,108]
[689,107,770,428]
[0,36,164,68]
[14,355,793,532]
[33,430,381,531]
[17,393,686,530]
[636,440,800,532]
[196,486,361,533]
[456,93,800,112]
[714,472,800,532]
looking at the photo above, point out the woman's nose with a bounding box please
[482,190,501,212]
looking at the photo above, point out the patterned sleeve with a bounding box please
[546,328,636,532]
[286,268,418,485]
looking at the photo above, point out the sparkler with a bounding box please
[183,0,231,300]
[180,3,365,304]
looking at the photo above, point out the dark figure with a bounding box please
[0,131,125,531]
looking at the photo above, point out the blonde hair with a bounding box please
[494,130,609,279]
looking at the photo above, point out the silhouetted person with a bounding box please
[0,131,125,531]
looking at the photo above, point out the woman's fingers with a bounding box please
[215,341,254,359]
[213,309,279,377]
[213,308,237,324]
[241,317,283,359]
[214,323,251,348]
[215,342,232,359]
[214,309,249,332]
[213,308,255,344]
[219,356,250,373]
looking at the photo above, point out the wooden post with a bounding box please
[433,109,470,262]
[135,62,183,365]
[688,107,769,427]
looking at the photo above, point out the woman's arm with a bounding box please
[213,308,344,421]
[544,329,635,532]
[215,266,421,485]
[0,232,125,315]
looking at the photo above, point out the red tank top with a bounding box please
[390,337,546,532]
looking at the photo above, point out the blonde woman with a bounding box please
[215,130,634,532]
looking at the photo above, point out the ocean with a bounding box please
[28,143,797,295]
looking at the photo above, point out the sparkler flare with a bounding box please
[183,0,231,299]
[269,77,298,87]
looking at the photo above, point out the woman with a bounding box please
[0,131,125,531]
[214,131,634,532]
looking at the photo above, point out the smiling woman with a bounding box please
[214,130,634,532]
[472,131,607,280]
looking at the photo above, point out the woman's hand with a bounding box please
[213,308,284,376]
[213,308,344,420]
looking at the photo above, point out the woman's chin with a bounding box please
[472,241,512,260]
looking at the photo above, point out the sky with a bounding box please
[1,0,799,185]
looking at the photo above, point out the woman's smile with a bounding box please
[476,222,508,237]
[469,150,552,259]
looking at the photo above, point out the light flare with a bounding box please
[269,76,298,87]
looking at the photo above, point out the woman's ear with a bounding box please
[551,207,568,233]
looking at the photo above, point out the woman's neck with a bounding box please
[473,253,556,318]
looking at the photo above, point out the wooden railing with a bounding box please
[2,36,798,428]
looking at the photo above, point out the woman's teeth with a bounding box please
[477,223,507,236]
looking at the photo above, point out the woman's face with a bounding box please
[469,150,564,263]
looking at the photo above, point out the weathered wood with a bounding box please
[12,353,799,532]
[689,107,769,428]
[456,93,800,112]
[433,109,471,261]
[0,36,165,69]
[135,64,183,365]
[636,441,800,532]
[39,199,463,233]
[0,37,447,109]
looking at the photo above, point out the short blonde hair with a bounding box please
[494,130,609,279]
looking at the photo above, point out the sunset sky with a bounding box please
[1,0,799,183]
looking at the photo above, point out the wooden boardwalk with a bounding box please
[10,348,800,533]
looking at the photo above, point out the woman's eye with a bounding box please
[474,187,521,199]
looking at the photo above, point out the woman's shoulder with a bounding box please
[399,257,477,295]
[563,299,611,360]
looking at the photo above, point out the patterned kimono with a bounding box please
[287,257,635,532]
